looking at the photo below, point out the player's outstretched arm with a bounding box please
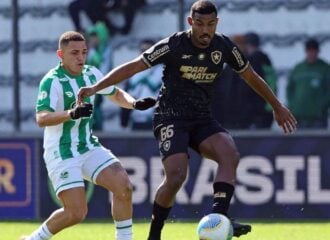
[272,104,297,134]
[239,65,297,134]
[107,87,156,110]
[77,57,148,104]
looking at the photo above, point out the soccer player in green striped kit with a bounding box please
[20,31,156,240]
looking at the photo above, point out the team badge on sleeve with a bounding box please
[38,91,48,100]
[211,51,222,64]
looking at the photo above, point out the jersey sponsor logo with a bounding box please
[180,66,217,83]
[38,91,48,100]
[232,47,245,67]
[59,78,69,82]
[211,51,222,64]
[65,91,74,98]
[147,45,170,63]
[182,54,192,59]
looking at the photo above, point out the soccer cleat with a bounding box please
[231,219,252,237]
[147,237,160,240]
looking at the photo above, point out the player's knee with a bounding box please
[217,149,240,169]
[65,206,88,224]
[232,150,240,167]
[166,171,187,190]
[114,179,133,202]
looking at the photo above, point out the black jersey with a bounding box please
[141,30,249,121]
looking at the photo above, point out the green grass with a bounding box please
[2,220,330,240]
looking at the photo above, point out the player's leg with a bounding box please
[147,121,190,240]
[192,119,251,237]
[148,153,189,240]
[20,188,88,240]
[20,157,88,240]
[198,132,239,214]
[83,147,133,240]
[154,153,189,206]
[96,163,133,240]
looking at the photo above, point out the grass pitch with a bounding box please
[2,220,330,240]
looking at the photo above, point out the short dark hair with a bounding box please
[190,0,218,17]
[59,31,85,49]
[140,38,155,47]
[140,38,155,52]
[305,38,319,50]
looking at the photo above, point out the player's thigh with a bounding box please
[154,120,190,161]
[46,155,85,197]
[82,146,120,184]
[198,132,240,166]
[58,187,87,211]
[189,119,239,164]
[82,147,130,193]
[95,162,131,194]
[162,153,189,181]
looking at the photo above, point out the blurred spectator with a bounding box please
[68,0,119,34]
[245,32,277,128]
[86,21,113,73]
[287,38,330,129]
[212,34,247,129]
[121,39,162,130]
[68,0,145,35]
[108,0,146,35]
[86,21,113,130]
[212,33,277,130]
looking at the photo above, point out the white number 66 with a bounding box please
[160,124,174,141]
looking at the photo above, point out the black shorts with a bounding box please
[153,118,227,160]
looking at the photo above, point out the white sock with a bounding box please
[29,222,53,240]
[114,219,133,240]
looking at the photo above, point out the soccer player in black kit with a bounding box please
[78,1,297,239]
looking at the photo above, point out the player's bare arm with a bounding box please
[107,87,157,111]
[78,57,148,103]
[239,65,297,133]
[107,88,136,109]
[36,103,93,127]
[36,111,71,127]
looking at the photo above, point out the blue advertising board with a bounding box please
[0,139,38,219]
[38,135,330,220]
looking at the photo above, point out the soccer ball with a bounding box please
[197,213,233,240]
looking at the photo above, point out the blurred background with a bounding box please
[1,0,330,221]
[1,0,330,133]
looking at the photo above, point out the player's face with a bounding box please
[57,40,87,76]
[306,48,319,64]
[188,12,218,48]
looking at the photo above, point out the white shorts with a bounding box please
[45,146,119,196]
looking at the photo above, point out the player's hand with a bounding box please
[273,104,297,134]
[77,86,96,104]
[69,103,93,120]
[133,97,157,110]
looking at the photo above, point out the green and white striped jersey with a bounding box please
[36,64,116,160]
